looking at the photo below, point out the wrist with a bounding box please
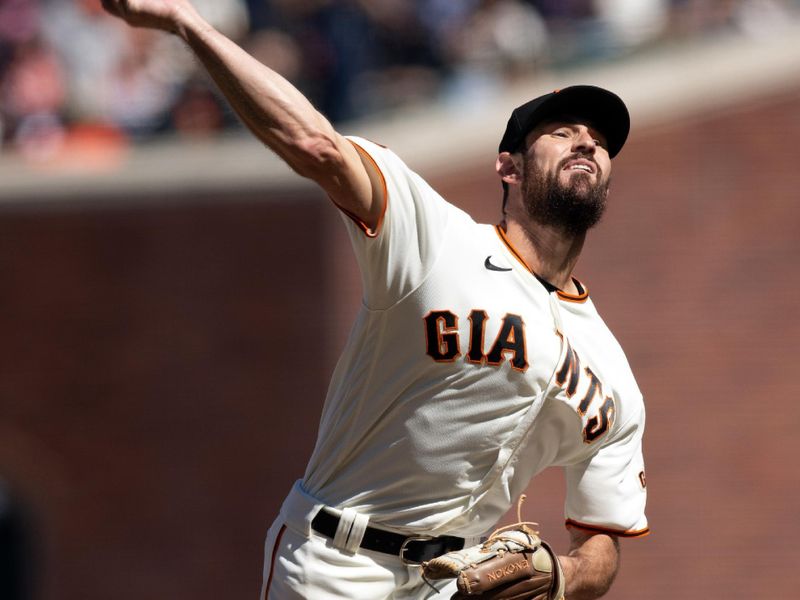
[558,555,592,600]
[557,554,577,584]
[171,3,210,42]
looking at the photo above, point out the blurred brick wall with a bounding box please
[0,191,333,600]
[1,86,799,600]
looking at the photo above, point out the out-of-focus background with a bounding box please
[1,0,799,599]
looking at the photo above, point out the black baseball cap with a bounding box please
[498,85,630,158]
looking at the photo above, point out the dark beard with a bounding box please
[521,156,609,236]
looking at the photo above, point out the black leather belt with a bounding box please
[310,508,465,564]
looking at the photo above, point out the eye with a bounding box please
[589,131,607,147]
[552,129,570,138]
[594,138,610,151]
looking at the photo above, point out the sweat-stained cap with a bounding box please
[498,85,630,158]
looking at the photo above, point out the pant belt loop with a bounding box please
[346,511,369,554]
[332,507,370,555]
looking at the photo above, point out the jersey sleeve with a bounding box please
[338,136,457,310]
[563,405,649,537]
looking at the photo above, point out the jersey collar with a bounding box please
[494,224,589,304]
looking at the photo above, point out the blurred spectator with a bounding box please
[2,0,800,159]
[525,0,604,65]
[450,0,549,76]
[40,0,132,122]
[666,0,740,36]
[734,0,797,38]
[416,0,479,39]
[593,0,669,55]
[0,0,41,62]
[194,0,250,37]
[0,0,41,81]
[101,27,183,139]
[170,75,227,137]
[353,0,445,115]
[287,0,377,122]
[440,0,550,106]
[1,35,66,161]
[245,27,304,81]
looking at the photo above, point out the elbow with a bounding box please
[285,130,346,181]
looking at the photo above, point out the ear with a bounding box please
[496,152,522,186]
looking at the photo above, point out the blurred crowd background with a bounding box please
[1,0,799,164]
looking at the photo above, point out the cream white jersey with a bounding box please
[301,137,648,539]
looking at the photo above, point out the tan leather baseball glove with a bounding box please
[421,499,564,600]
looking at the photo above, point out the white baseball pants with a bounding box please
[259,481,462,600]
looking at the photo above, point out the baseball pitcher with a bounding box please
[102,1,649,599]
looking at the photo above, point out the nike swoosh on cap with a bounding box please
[484,256,512,272]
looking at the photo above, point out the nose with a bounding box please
[572,128,597,154]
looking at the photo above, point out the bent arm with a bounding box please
[558,528,619,600]
[101,0,380,228]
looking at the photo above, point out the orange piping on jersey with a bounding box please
[493,225,589,303]
[494,224,534,272]
[565,519,650,538]
[555,285,589,304]
[361,137,388,149]
[330,139,388,238]
[263,524,287,599]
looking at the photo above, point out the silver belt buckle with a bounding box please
[399,535,435,565]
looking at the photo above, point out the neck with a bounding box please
[502,216,586,293]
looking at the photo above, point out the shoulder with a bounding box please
[346,135,477,226]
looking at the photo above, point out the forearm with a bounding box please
[558,532,619,600]
[103,0,378,223]
[169,7,339,175]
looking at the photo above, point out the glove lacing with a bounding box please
[480,494,540,555]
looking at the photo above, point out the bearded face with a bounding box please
[520,150,610,236]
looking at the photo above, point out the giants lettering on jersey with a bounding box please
[423,310,528,372]
[556,339,616,443]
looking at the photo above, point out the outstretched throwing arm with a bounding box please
[101,0,381,228]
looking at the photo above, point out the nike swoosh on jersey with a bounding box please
[484,256,512,272]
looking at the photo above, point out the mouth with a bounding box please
[562,158,597,175]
